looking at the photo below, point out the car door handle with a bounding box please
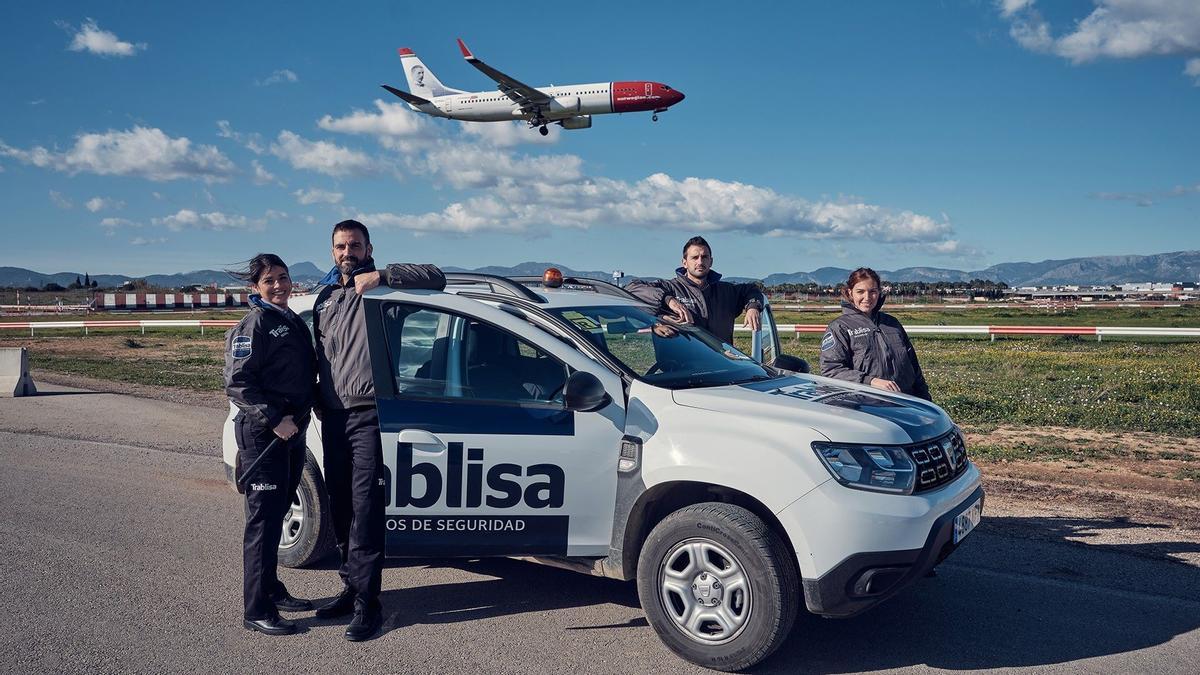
[398,428,446,451]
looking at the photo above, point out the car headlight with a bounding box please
[812,442,917,494]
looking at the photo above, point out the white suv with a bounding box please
[222,273,983,671]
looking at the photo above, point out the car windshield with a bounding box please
[549,304,778,389]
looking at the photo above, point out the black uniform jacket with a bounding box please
[627,268,763,345]
[224,296,317,430]
[819,297,932,401]
[312,260,446,411]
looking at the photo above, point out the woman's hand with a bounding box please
[273,415,299,440]
[870,378,901,393]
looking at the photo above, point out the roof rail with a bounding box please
[509,275,640,301]
[443,273,546,303]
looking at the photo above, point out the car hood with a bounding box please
[670,374,952,444]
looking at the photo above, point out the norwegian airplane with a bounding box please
[381,39,685,136]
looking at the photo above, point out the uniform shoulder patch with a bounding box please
[232,335,252,359]
[821,331,835,351]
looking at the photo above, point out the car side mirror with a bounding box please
[563,371,611,412]
[773,354,810,374]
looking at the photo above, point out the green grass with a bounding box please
[737,334,1200,436]
[772,305,1200,328]
[968,442,1128,462]
[1175,468,1200,483]
[9,318,1200,437]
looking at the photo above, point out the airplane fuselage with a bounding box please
[414,81,683,122]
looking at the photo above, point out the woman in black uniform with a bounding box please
[225,254,316,635]
[819,267,931,401]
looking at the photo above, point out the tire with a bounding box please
[277,453,336,568]
[636,503,799,672]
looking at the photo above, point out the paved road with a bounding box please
[2,386,1198,673]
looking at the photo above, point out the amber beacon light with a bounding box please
[542,267,564,288]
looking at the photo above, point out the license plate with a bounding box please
[953,496,983,544]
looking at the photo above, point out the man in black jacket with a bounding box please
[627,236,764,345]
[310,220,386,642]
[310,220,445,641]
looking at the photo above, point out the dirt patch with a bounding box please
[967,425,1200,538]
[32,369,227,410]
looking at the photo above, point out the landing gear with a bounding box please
[652,114,659,122]
[539,125,549,136]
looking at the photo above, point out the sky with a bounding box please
[1,0,1198,278]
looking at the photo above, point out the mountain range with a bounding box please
[3,251,1198,290]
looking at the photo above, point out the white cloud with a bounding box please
[130,236,167,246]
[153,208,263,231]
[1091,180,1200,205]
[0,127,235,182]
[49,190,73,209]
[413,143,584,189]
[317,100,431,151]
[251,160,280,186]
[270,131,378,176]
[257,69,299,86]
[59,18,146,58]
[293,187,344,205]
[100,217,141,231]
[997,0,1035,19]
[216,120,265,155]
[85,196,124,212]
[460,120,560,147]
[1186,57,1200,84]
[1000,1,1200,68]
[361,172,954,243]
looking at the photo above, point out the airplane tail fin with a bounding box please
[397,47,463,98]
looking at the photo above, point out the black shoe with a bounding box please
[344,607,382,642]
[243,616,297,636]
[315,586,356,620]
[272,591,313,613]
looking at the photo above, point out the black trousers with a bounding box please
[320,406,385,609]
[236,416,304,620]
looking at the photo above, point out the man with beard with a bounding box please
[310,219,444,641]
[627,236,764,345]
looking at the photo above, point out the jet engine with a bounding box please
[559,115,593,130]
[548,96,581,114]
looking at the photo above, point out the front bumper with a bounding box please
[801,484,984,617]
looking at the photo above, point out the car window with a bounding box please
[382,303,567,405]
[550,305,776,389]
[759,306,778,366]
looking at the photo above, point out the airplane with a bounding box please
[381,39,685,136]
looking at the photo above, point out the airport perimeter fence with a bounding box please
[1,320,1199,341]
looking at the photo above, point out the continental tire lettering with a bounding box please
[394,441,565,509]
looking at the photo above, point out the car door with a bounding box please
[363,292,626,558]
[750,302,783,367]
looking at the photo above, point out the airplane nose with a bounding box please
[673,89,685,104]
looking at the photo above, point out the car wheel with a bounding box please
[277,453,335,568]
[636,502,798,671]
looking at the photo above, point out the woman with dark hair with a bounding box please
[819,267,931,401]
[224,253,316,635]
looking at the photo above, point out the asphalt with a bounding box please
[1,385,1198,674]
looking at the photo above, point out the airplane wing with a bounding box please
[381,84,431,106]
[457,38,552,115]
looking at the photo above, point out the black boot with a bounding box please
[272,589,313,612]
[345,602,382,642]
[243,615,297,636]
[315,586,357,620]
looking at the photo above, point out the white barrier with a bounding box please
[0,347,37,397]
[0,319,1197,340]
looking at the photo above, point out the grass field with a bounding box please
[772,305,1200,328]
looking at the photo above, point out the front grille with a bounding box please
[906,431,968,493]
